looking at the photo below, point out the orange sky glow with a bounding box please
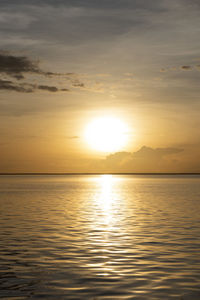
[0,0,200,173]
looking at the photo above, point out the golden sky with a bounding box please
[0,0,200,172]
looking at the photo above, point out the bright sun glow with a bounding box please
[84,116,129,152]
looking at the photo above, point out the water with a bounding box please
[0,175,200,299]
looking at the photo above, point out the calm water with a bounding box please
[0,175,200,299]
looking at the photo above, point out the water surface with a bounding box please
[0,175,200,299]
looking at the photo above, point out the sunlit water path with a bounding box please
[0,175,200,299]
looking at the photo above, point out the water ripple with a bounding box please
[0,175,200,299]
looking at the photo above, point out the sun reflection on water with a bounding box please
[86,175,125,275]
[93,174,123,230]
[98,175,114,226]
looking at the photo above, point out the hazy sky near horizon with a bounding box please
[0,0,200,172]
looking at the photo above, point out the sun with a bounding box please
[84,116,129,152]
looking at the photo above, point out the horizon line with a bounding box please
[0,173,200,176]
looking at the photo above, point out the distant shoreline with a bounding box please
[0,173,200,176]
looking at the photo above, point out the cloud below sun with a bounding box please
[87,146,185,173]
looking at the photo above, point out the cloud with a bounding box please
[37,85,58,92]
[0,1,200,102]
[67,135,79,139]
[0,79,33,93]
[0,53,40,79]
[0,51,105,94]
[72,81,85,88]
[0,79,70,93]
[37,85,69,92]
[133,146,183,157]
[0,52,72,79]
[102,146,184,172]
[161,65,195,72]
[181,65,192,71]
[0,52,85,93]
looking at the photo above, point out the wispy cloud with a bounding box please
[0,52,86,93]
[66,135,79,139]
[37,85,69,92]
[0,52,107,93]
[0,78,70,93]
[0,79,33,93]
[0,52,73,79]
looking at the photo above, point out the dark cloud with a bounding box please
[72,81,85,88]
[161,64,198,73]
[0,53,39,79]
[61,88,70,91]
[0,53,80,80]
[38,85,58,92]
[181,65,192,71]
[0,52,72,79]
[0,52,84,93]
[37,85,69,92]
[0,79,70,93]
[0,79,33,93]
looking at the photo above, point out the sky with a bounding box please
[0,0,200,173]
